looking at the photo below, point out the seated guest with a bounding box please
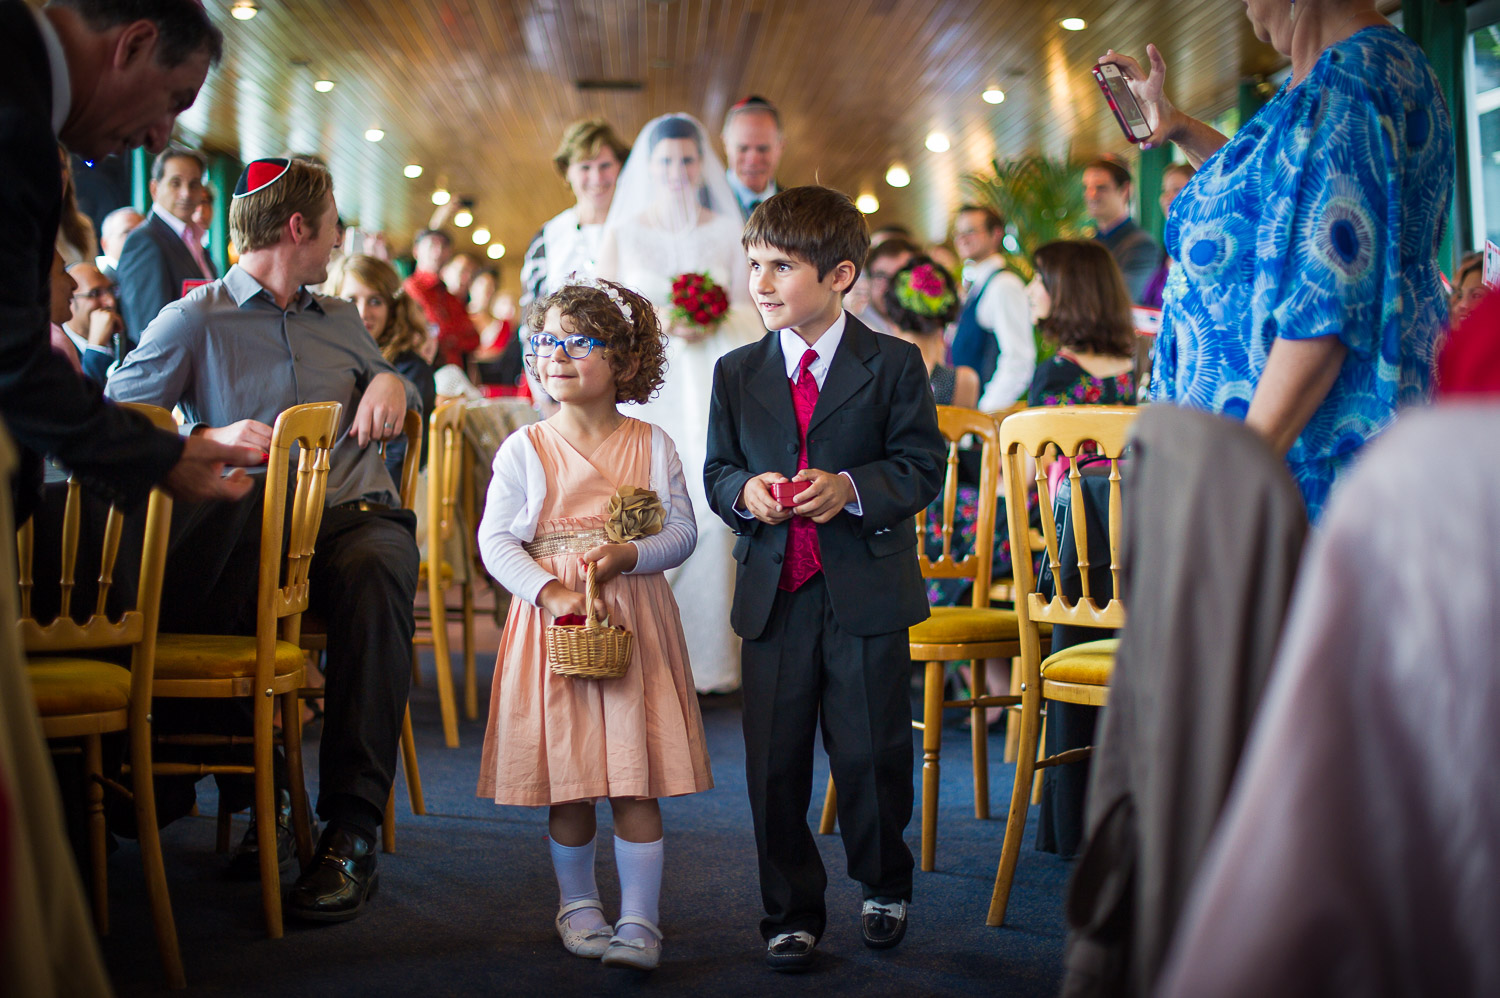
[45,250,81,376]
[404,228,478,367]
[117,145,216,347]
[337,253,438,480]
[107,157,423,923]
[1026,240,1139,407]
[1450,252,1485,329]
[859,237,918,335]
[97,206,145,282]
[952,204,1035,410]
[60,261,121,384]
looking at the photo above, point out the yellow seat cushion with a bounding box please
[1040,638,1117,687]
[908,606,1021,646]
[153,633,306,681]
[27,658,132,717]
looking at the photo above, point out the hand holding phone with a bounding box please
[1093,61,1152,143]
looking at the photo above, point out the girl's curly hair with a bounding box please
[528,280,667,404]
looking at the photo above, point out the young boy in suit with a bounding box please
[705,186,945,971]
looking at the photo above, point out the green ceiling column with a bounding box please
[1404,0,1469,272]
[1237,80,1268,130]
[1137,144,1171,245]
[206,153,240,276]
[131,146,150,213]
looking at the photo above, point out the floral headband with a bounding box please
[563,273,634,323]
[894,263,957,318]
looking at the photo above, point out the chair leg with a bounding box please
[989,684,1042,926]
[83,734,109,936]
[216,806,233,853]
[462,580,477,721]
[253,692,283,938]
[281,691,314,868]
[400,705,425,815]
[1031,713,1047,806]
[428,572,460,748]
[132,712,185,988]
[920,660,943,872]
[1004,656,1022,764]
[381,786,396,855]
[972,659,990,820]
[818,775,837,834]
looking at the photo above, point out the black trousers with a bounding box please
[158,485,418,822]
[740,574,914,941]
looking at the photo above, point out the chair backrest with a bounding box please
[260,401,342,648]
[397,408,423,511]
[917,405,1002,609]
[1000,406,1137,635]
[19,403,177,717]
[425,400,467,561]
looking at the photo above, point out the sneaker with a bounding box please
[765,930,817,972]
[861,898,908,949]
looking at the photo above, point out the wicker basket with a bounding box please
[546,562,633,679]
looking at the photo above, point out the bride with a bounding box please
[598,113,761,694]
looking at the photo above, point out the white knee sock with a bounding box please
[613,836,664,944]
[549,837,607,932]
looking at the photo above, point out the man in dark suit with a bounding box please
[705,187,945,971]
[0,0,256,524]
[118,144,214,345]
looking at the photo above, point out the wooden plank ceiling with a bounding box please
[175,0,1285,280]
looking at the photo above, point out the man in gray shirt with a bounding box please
[108,157,421,923]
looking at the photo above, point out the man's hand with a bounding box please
[86,308,122,348]
[739,471,792,525]
[582,543,639,585]
[791,468,855,524]
[162,435,263,503]
[352,372,408,447]
[198,419,273,453]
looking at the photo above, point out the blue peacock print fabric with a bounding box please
[1151,26,1453,521]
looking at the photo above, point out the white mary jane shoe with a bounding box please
[555,899,614,958]
[600,915,663,971]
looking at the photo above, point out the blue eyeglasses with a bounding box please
[528,332,607,360]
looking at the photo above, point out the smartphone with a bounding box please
[1093,62,1152,143]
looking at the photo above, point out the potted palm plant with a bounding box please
[964,152,1089,282]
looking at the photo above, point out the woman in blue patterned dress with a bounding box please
[1102,1,1453,520]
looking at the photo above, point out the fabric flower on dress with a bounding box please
[604,486,665,543]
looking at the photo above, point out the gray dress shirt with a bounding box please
[106,265,421,508]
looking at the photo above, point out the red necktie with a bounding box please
[779,348,823,591]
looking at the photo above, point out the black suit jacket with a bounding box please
[705,313,945,640]
[0,0,181,521]
[118,210,215,344]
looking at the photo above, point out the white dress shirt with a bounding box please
[726,168,778,217]
[964,254,1036,410]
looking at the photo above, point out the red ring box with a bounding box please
[769,480,812,509]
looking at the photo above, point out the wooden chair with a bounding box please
[820,405,1030,872]
[294,409,425,853]
[19,421,182,987]
[411,399,470,747]
[148,401,340,938]
[988,405,1135,926]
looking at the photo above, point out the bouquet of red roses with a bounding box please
[669,272,730,333]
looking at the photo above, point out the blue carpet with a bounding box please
[101,657,1069,996]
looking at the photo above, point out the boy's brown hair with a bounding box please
[528,281,666,405]
[743,186,870,287]
[230,159,333,253]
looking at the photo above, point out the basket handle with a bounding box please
[584,561,599,629]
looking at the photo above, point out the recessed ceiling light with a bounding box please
[403,164,423,179]
[487,243,505,260]
[363,128,384,143]
[471,228,491,245]
[313,80,335,93]
[925,132,950,153]
[230,0,257,20]
[885,165,910,188]
[983,88,1005,104]
[453,210,473,228]
[1060,17,1087,30]
[431,189,451,206]
[855,193,880,214]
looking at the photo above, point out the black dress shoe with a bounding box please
[765,930,817,972]
[285,824,378,923]
[861,898,908,949]
[226,790,312,881]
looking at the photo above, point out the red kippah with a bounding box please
[233,158,290,198]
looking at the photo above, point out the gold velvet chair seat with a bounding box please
[909,606,1020,647]
[27,659,132,719]
[1040,638,1117,689]
[153,634,305,682]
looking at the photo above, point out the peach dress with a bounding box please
[477,418,713,805]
